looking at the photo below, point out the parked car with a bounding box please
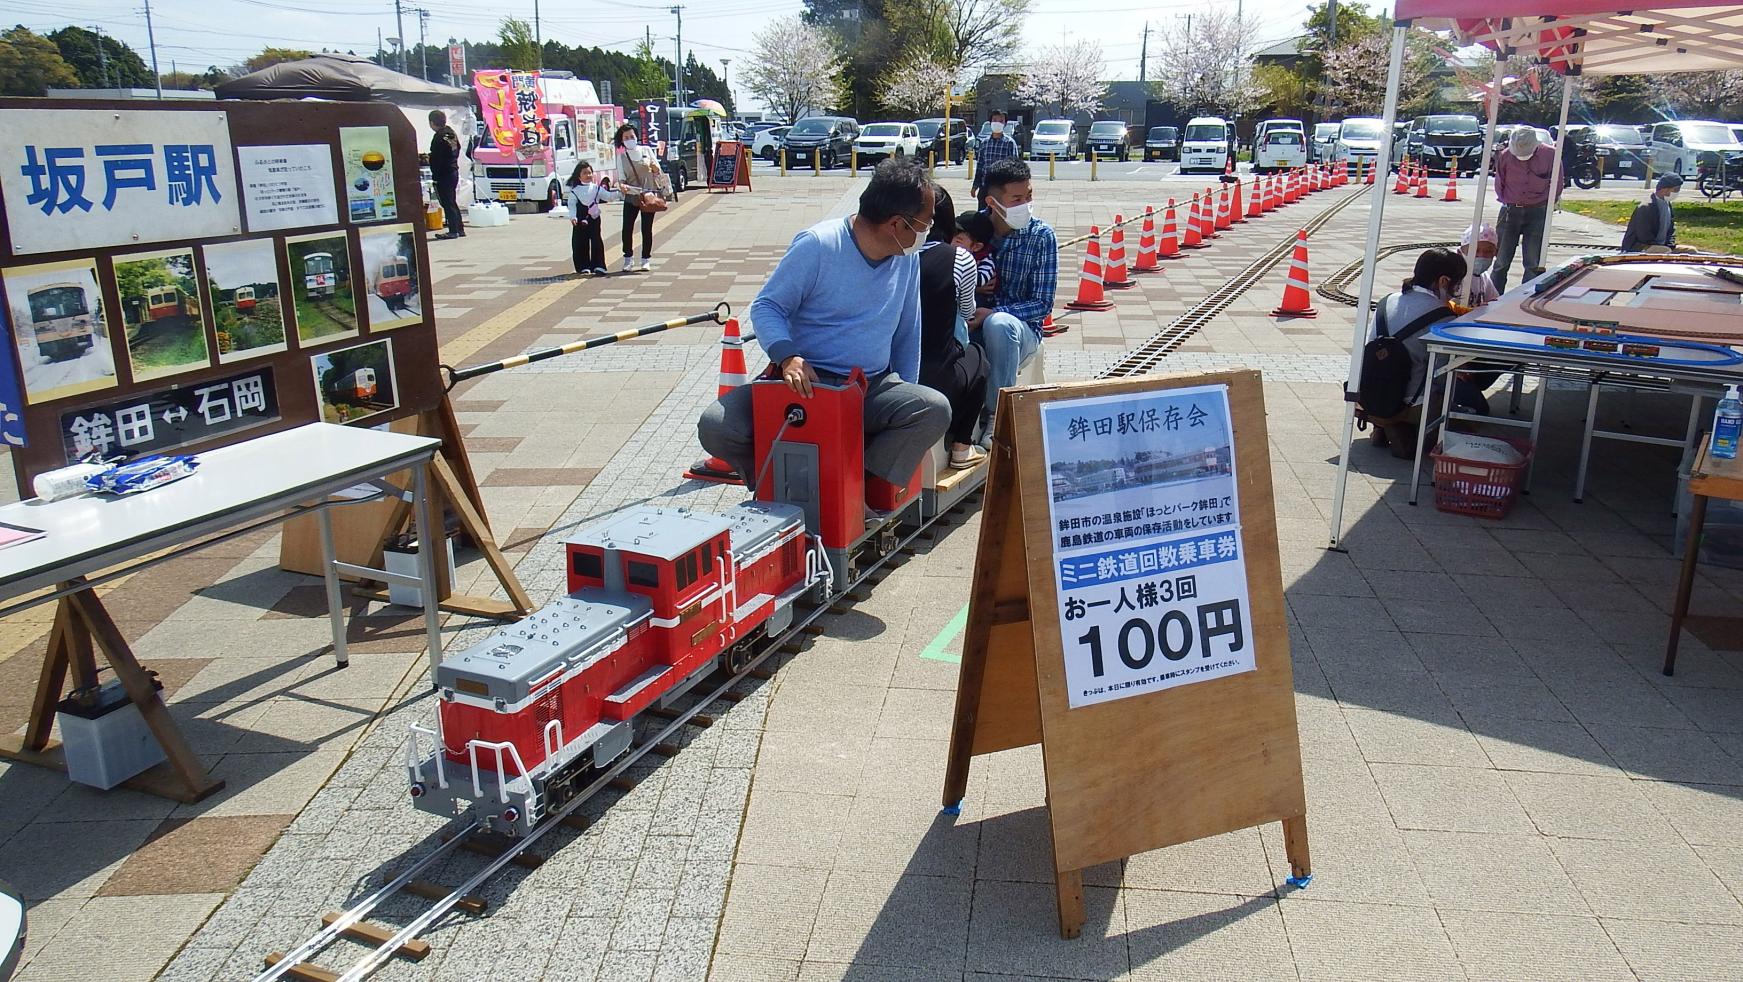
[1180,116,1233,173]
[1253,118,1305,156]
[1312,122,1341,162]
[1650,119,1743,177]
[1589,123,1650,179]
[1399,114,1486,176]
[854,122,921,162]
[916,117,971,163]
[1332,116,1386,168]
[1085,120,1132,161]
[752,126,791,161]
[1028,119,1077,160]
[1143,125,1179,161]
[1731,124,1743,144]
[781,116,859,169]
[1254,128,1308,173]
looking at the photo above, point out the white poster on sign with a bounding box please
[1038,383,1256,709]
[238,144,338,231]
[0,109,241,256]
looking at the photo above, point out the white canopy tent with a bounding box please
[1327,2,1743,549]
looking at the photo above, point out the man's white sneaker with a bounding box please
[638,257,654,272]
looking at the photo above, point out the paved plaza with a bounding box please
[2,169,1741,981]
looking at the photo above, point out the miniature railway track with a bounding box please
[1101,183,1371,378]
[254,483,984,982]
[1316,240,1620,309]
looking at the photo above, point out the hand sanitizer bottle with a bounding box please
[1714,385,1742,460]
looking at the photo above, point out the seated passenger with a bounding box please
[697,158,950,492]
[971,158,1055,433]
[918,185,990,468]
[1363,248,1491,456]
[952,210,999,309]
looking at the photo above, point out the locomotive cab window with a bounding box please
[571,551,603,579]
[701,543,713,574]
[627,560,660,588]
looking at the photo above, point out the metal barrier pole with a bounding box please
[441,304,731,389]
[779,149,787,177]
[1090,147,1098,182]
[967,150,976,183]
[851,148,858,173]
[928,151,936,179]
[1049,153,1056,181]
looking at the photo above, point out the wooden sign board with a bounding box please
[0,99,444,492]
[709,140,752,192]
[943,370,1310,938]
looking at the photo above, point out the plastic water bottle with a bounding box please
[1714,384,1742,460]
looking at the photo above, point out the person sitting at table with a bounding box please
[1363,248,1493,456]
[917,184,990,468]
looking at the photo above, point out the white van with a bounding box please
[1255,129,1308,173]
[1028,119,1078,160]
[1334,116,1387,167]
[1649,119,1742,177]
[1180,117,1231,174]
[1312,122,1341,162]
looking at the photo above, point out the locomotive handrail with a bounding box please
[542,720,565,764]
[406,723,449,791]
[466,739,536,817]
[440,302,731,390]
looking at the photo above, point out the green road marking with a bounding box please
[920,603,969,664]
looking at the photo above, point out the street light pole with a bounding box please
[394,0,407,73]
[721,57,731,112]
[670,5,684,106]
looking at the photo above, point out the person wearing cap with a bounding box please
[1492,127,1559,293]
[1459,223,1501,307]
[1622,174,1697,254]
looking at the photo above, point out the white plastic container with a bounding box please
[57,679,166,790]
[467,201,511,228]
[384,536,457,608]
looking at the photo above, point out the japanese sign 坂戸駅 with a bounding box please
[1038,383,1255,708]
[0,109,240,256]
[237,144,338,232]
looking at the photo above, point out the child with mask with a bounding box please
[1458,223,1501,308]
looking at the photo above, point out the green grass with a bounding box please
[1561,199,1743,256]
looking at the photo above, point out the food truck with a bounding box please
[471,70,623,211]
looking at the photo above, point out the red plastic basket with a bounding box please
[1429,436,1533,519]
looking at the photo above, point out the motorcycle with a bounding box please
[1567,140,1602,190]
[1698,151,1743,200]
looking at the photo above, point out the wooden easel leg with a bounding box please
[428,398,490,538]
[22,600,81,751]
[64,589,222,802]
[1282,814,1313,889]
[1054,868,1084,939]
[430,454,533,615]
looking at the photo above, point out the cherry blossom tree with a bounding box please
[742,16,846,123]
[1013,39,1106,117]
[1154,10,1264,116]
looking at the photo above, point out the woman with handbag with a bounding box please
[614,123,668,273]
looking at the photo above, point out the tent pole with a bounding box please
[1462,57,1507,302]
[1540,76,1575,264]
[1327,24,1409,552]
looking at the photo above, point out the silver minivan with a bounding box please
[1650,119,1742,177]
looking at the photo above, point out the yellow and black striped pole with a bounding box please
[441,304,730,390]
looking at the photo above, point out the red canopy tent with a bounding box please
[1328,2,1743,547]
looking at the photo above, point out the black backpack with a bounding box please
[1352,303,1453,420]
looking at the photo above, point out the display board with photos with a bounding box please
[0,99,442,490]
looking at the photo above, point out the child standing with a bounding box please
[566,162,619,276]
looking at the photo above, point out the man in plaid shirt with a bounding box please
[970,157,1054,430]
[972,110,1018,207]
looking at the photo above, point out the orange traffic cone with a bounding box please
[1215,185,1233,231]
[1106,217,1135,290]
[1247,179,1264,219]
[1271,229,1318,318]
[684,318,749,483]
[1414,165,1430,198]
[1393,163,1410,194]
[1041,311,1066,337]
[1443,167,1459,202]
[1223,152,1236,182]
[1311,164,1322,191]
[1182,194,1206,248]
[1134,206,1161,273]
[1158,199,1184,258]
[1202,187,1219,238]
[1065,227,1115,311]
[1231,177,1246,223]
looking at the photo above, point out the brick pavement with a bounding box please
[1,172,1738,981]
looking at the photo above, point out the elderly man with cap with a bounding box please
[1491,127,1558,293]
[1622,174,1697,254]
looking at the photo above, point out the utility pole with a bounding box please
[416,8,429,81]
[1327,0,1338,47]
[1139,21,1148,82]
[670,6,685,106]
[394,0,407,73]
[92,24,109,88]
[143,0,163,98]
[534,0,542,69]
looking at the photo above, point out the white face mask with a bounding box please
[1665,191,1680,203]
[624,136,639,149]
[994,199,1032,228]
[991,122,1005,134]
[1473,257,1494,275]
[892,220,927,257]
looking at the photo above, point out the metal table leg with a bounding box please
[413,462,444,677]
[1575,381,1602,503]
[1509,370,1524,415]
[1664,493,1707,676]
[317,508,349,668]
[1408,351,1440,506]
[1525,370,1548,494]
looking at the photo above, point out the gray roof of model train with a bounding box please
[566,501,805,561]
[436,593,652,696]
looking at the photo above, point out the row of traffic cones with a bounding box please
[1390,160,1464,201]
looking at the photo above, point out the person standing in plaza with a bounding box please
[614,123,666,273]
[428,110,465,240]
[973,110,1018,208]
[1621,174,1697,254]
[1491,127,1558,293]
[971,158,1054,432]
[697,158,950,493]
[566,162,618,276]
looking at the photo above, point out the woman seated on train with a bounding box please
[917,183,990,469]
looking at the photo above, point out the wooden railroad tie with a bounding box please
[560,814,592,832]
[442,832,543,870]
[398,879,487,914]
[263,953,339,982]
[609,776,639,792]
[319,912,432,960]
[651,741,683,757]
[648,707,714,728]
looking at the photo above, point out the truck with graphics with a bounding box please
[471,70,624,211]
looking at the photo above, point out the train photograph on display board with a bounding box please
[113,248,212,382]
[284,232,358,344]
[359,225,421,330]
[2,258,117,405]
[202,238,287,363]
[312,336,397,425]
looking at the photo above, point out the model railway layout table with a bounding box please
[0,422,442,802]
[1665,434,1743,676]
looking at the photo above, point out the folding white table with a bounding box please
[0,423,443,802]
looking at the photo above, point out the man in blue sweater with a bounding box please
[698,158,950,492]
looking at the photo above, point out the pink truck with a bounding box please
[471,69,623,211]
